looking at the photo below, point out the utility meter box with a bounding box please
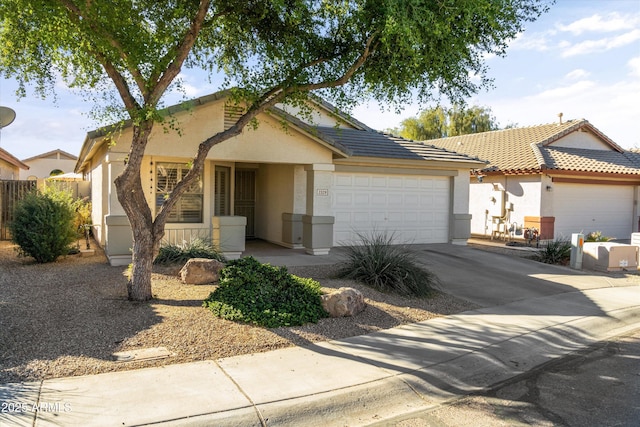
[570,233,584,270]
[583,242,639,272]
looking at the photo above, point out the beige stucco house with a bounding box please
[75,91,485,266]
[429,118,640,242]
[19,149,78,180]
[0,147,29,180]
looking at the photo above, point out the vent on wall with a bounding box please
[224,104,245,130]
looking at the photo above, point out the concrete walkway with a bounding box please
[1,243,639,426]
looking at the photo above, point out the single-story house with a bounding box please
[428,117,640,241]
[20,149,78,180]
[75,91,485,266]
[0,147,29,180]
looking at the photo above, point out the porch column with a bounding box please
[303,164,335,255]
[451,171,472,245]
[104,154,133,266]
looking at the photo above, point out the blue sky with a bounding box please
[0,0,639,160]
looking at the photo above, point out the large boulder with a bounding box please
[180,258,225,285]
[321,287,366,317]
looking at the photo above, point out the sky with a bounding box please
[0,0,639,161]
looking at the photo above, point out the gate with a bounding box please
[0,180,37,240]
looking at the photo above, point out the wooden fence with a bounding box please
[0,180,38,240]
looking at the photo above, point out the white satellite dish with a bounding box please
[0,106,16,128]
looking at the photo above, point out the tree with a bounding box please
[397,104,500,140]
[0,0,549,301]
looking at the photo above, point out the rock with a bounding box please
[179,258,225,285]
[321,287,366,317]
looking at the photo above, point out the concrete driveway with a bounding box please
[413,243,635,308]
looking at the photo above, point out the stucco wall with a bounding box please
[90,161,105,246]
[551,131,611,150]
[255,163,296,244]
[0,159,19,180]
[19,157,77,179]
[469,175,543,237]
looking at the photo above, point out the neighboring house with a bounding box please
[0,147,29,180]
[19,149,78,180]
[75,91,485,266]
[428,118,640,241]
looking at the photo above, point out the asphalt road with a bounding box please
[372,329,640,427]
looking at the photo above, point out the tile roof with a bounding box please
[427,119,640,175]
[316,127,484,165]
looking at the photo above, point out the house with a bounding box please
[74,91,485,266]
[19,149,78,180]
[428,118,640,241]
[0,147,29,180]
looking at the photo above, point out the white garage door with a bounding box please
[332,172,450,245]
[554,183,634,240]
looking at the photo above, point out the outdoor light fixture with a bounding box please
[472,169,486,183]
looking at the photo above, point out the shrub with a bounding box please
[203,256,328,328]
[535,238,571,265]
[335,231,439,297]
[585,231,612,242]
[154,238,226,265]
[9,189,77,263]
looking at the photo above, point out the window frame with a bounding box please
[155,162,204,223]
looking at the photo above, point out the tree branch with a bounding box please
[155,32,379,228]
[148,0,211,105]
[56,0,147,92]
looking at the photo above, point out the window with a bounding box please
[156,163,203,223]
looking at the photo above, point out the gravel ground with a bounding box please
[0,240,477,384]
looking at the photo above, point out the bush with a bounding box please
[585,231,612,242]
[154,238,226,265]
[9,189,77,263]
[535,238,571,265]
[203,256,328,328]
[335,231,439,297]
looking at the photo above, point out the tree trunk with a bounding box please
[115,120,159,302]
[127,230,156,301]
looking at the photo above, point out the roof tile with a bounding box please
[316,127,483,164]
[428,119,640,175]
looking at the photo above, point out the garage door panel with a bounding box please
[354,176,370,187]
[554,184,633,239]
[371,176,387,187]
[333,173,450,245]
[388,177,403,188]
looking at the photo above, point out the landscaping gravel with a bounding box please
[0,240,477,384]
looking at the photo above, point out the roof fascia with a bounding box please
[307,95,373,131]
[266,107,352,157]
[0,148,30,170]
[335,155,486,170]
[541,120,624,153]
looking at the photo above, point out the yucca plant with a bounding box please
[153,238,226,265]
[535,238,571,265]
[336,231,439,297]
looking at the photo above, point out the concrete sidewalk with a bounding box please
[2,241,640,426]
[2,283,638,426]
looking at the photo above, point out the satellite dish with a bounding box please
[0,106,16,128]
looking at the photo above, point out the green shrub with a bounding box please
[535,238,571,265]
[335,231,439,297]
[154,238,226,265]
[203,256,328,328]
[9,189,77,263]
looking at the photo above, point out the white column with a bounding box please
[302,164,335,255]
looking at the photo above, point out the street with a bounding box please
[374,329,640,427]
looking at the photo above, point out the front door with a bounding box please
[235,169,256,238]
